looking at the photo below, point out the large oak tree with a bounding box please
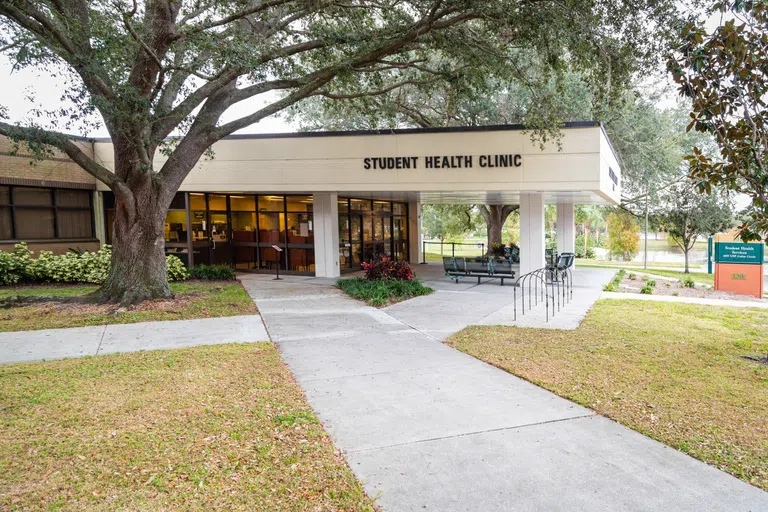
[1,0,684,303]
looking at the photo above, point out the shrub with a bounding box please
[646,279,657,288]
[0,243,188,285]
[188,264,236,280]
[603,269,626,292]
[361,256,415,281]
[337,277,432,306]
[640,285,653,294]
[628,273,637,280]
[681,275,696,288]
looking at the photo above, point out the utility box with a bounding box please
[713,233,765,298]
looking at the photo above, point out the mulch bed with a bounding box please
[617,275,764,302]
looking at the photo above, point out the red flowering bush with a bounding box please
[361,256,415,281]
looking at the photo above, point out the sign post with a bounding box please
[707,235,713,275]
[272,245,283,281]
[713,233,764,298]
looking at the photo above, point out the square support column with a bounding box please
[556,200,576,260]
[408,200,422,264]
[313,192,340,278]
[519,193,545,276]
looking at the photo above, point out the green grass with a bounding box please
[337,277,433,307]
[0,281,257,332]
[0,343,374,510]
[581,263,716,287]
[580,259,704,270]
[446,300,768,490]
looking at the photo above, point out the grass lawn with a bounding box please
[579,259,704,270]
[446,300,768,490]
[0,343,373,511]
[582,263,716,287]
[337,277,433,307]
[0,281,257,332]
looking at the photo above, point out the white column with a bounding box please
[556,200,576,257]
[408,200,422,264]
[312,192,340,278]
[519,193,545,276]
[93,191,107,245]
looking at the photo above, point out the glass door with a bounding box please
[208,195,230,265]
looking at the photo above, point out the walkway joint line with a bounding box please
[346,413,598,454]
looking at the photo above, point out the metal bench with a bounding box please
[443,257,515,285]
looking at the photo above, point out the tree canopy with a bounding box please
[669,0,768,241]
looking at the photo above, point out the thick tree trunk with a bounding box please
[479,205,517,252]
[684,248,690,274]
[94,204,171,305]
[91,160,173,305]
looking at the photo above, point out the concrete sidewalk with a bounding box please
[240,273,768,511]
[0,315,268,364]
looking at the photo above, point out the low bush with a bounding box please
[603,269,626,292]
[360,256,415,281]
[640,284,653,294]
[646,279,657,288]
[0,243,188,285]
[628,273,637,280]
[188,264,237,280]
[681,275,696,288]
[337,277,432,307]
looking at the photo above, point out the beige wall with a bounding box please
[93,125,621,204]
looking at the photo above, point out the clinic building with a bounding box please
[0,122,621,278]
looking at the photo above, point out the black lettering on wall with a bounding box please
[514,154,521,167]
[364,158,371,170]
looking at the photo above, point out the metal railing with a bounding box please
[513,264,573,322]
[422,240,485,263]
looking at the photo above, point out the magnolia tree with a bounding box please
[669,0,768,241]
[1,0,684,304]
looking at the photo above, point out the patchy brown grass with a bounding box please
[0,281,257,332]
[0,343,374,511]
[446,299,768,490]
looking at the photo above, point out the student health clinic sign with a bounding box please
[714,234,765,298]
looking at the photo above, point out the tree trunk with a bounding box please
[584,227,590,256]
[684,247,690,274]
[481,205,516,249]
[92,177,173,305]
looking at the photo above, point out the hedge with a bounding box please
[0,243,188,286]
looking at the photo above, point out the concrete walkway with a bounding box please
[602,291,768,308]
[0,315,268,364]
[240,272,768,511]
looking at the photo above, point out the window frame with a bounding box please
[0,185,95,241]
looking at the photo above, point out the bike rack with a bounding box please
[513,264,574,322]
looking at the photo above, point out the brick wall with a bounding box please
[0,135,97,188]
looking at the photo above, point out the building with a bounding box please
[0,122,622,277]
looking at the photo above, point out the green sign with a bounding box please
[714,242,765,265]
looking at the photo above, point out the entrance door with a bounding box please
[209,211,231,265]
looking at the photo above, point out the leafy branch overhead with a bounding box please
[669,0,768,241]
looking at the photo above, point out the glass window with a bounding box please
[258,212,283,244]
[14,187,52,206]
[286,213,313,244]
[164,210,187,243]
[259,246,285,270]
[58,209,92,238]
[350,198,371,212]
[191,210,208,242]
[0,207,12,239]
[287,248,314,272]
[337,198,349,213]
[350,215,362,241]
[190,193,206,210]
[234,246,257,270]
[232,212,256,242]
[286,195,312,212]
[55,189,91,208]
[230,195,256,211]
[0,187,11,205]
[258,195,284,211]
[393,202,407,215]
[374,200,391,213]
[394,217,408,240]
[15,208,55,238]
[169,192,186,210]
[208,194,227,211]
[210,212,228,241]
[339,214,350,243]
[106,208,115,243]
